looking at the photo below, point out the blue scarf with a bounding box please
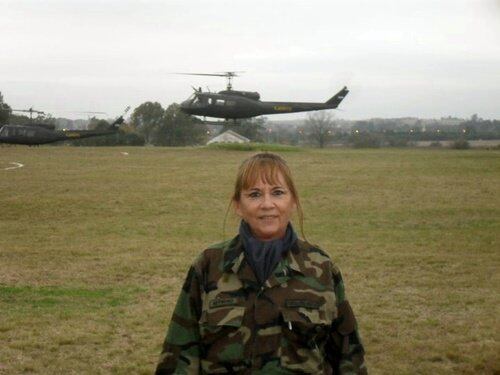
[239,221,297,285]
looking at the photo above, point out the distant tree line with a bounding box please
[268,113,500,148]
[2,90,499,148]
[343,117,500,148]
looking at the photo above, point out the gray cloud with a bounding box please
[1,0,499,120]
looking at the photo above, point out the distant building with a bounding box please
[398,117,420,126]
[439,117,464,126]
[207,130,250,144]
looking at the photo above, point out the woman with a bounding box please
[155,153,367,374]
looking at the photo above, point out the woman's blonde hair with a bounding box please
[225,152,305,238]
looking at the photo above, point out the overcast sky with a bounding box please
[1,0,499,120]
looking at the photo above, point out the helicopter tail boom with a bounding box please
[325,86,349,107]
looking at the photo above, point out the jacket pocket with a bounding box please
[279,308,330,374]
[199,305,249,374]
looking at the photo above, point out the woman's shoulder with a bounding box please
[296,238,342,276]
[190,235,240,271]
[297,238,331,258]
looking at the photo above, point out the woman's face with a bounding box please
[235,172,296,241]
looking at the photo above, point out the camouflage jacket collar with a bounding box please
[221,234,313,288]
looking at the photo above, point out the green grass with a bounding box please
[0,146,499,374]
[206,142,301,151]
[0,285,144,313]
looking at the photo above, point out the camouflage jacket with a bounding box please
[155,235,367,374]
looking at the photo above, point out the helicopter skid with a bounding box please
[199,119,242,126]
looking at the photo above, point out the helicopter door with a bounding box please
[0,126,10,137]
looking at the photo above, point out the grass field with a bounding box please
[1,146,499,374]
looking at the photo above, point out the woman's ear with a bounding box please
[234,200,242,217]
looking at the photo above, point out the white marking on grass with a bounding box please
[4,162,24,170]
[121,152,129,156]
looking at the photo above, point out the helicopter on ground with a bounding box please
[178,72,349,123]
[0,107,129,146]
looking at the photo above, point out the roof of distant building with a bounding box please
[207,130,250,144]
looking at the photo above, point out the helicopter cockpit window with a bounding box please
[0,126,9,137]
[193,96,209,105]
[215,99,225,106]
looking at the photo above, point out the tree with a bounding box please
[130,102,165,145]
[470,113,481,123]
[154,103,208,146]
[119,122,146,145]
[130,102,207,146]
[0,91,12,125]
[305,111,336,148]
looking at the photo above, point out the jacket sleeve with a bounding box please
[155,266,203,375]
[326,268,368,375]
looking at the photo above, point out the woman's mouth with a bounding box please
[259,215,278,220]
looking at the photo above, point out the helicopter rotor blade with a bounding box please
[12,108,45,115]
[174,71,243,78]
[71,111,108,115]
[215,71,245,77]
[174,71,244,91]
[174,72,233,77]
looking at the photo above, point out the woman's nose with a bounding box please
[261,193,274,208]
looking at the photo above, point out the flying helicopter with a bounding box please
[0,107,130,146]
[178,72,349,123]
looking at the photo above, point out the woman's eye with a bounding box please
[273,190,285,196]
[249,192,261,198]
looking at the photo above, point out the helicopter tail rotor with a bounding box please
[111,116,125,128]
[110,106,130,128]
